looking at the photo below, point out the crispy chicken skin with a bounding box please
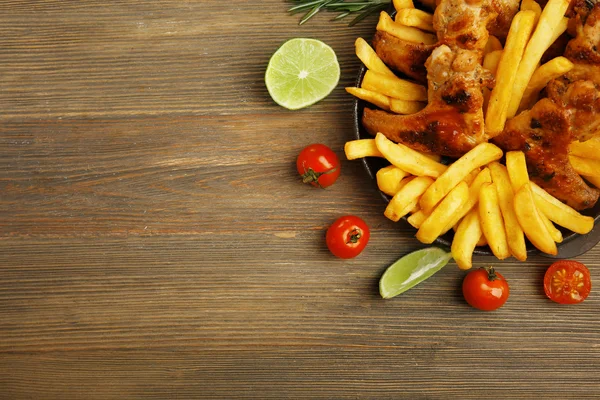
[493,99,600,210]
[363,45,493,157]
[372,31,435,84]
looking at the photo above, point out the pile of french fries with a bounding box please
[345,135,595,268]
[344,0,600,268]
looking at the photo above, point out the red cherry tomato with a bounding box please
[326,215,370,259]
[296,144,340,188]
[544,260,591,304]
[462,267,510,311]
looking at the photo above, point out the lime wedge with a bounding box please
[265,38,340,110]
[379,248,453,299]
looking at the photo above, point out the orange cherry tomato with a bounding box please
[544,261,591,304]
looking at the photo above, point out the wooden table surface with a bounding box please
[2,1,600,398]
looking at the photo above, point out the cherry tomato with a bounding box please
[326,215,370,259]
[462,267,510,311]
[296,144,340,188]
[544,260,591,304]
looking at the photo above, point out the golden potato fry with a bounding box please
[395,9,434,32]
[407,209,429,229]
[485,10,536,134]
[389,98,426,114]
[393,0,415,10]
[550,17,568,45]
[384,176,434,222]
[584,174,600,189]
[479,182,511,260]
[375,133,447,178]
[483,49,503,76]
[518,57,574,111]
[570,138,600,160]
[417,182,469,244]
[538,209,563,243]
[420,143,503,213]
[354,38,396,78]
[506,0,571,118]
[345,87,391,111]
[344,139,384,160]
[485,36,503,54]
[421,152,442,163]
[442,168,492,233]
[569,155,600,178]
[514,183,558,255]
[483,49,503,110]
[377,11,437,45]
[505,151,529,192]
[530,181,594,234]
[488,162,527,261]
[476,235,488,247]
[452,207,483,270]
[376,165,410,196]
[463,168,481,186]
[520,0,542,24]
[362,70,427,102]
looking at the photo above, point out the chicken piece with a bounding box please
[488,0,521,38]
[372,31,435,84]
[434,0,494,50]
[494,98,600,210]
[363,45,493,157]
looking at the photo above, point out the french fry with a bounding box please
[514,183,558,255]
[479,182,511,260]
[483,50,503,76]
[476,235,488,247]
[485,36,503,55]
[345,87,391,111]
[506,0,571,118]
[377,11,437,45]
[442,168,492,233]
[570,155,600,178]
[570,138,600,160]
[485,10,536,134]
[393,0,415,10]
[376,165,410,196]
[344,139,384,160]
[417,182,469,244]
[419,143,503,213]
[452,207,483,270]
[421,153,442,163]
[375,133,447,178]
[488,162,527,261]
[539,209,563,243]
[584,174,600,189]
[506,151,529,192]
[530,181,594,234]
[354,38,396,78]
[362,70,428,102]
[389,98,426,114]
[483,49,502,110]
[407,209,429,228]
[550,17,569,45]
[518,57,574,111]
[395,9,434,32]
[384,176,434,222]
[520,0,542,25]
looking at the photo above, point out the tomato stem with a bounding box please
[347,228,362,244]
[484,266,498,281]
[301,165,338,188]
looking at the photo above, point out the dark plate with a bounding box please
[353,64,600,258]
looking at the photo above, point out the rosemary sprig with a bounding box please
[287,0,392,26]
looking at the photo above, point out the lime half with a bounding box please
[379,248,453,299]
[265,38,340,110]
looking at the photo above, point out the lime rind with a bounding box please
[265,38,340,110]
[379,247,453,299]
